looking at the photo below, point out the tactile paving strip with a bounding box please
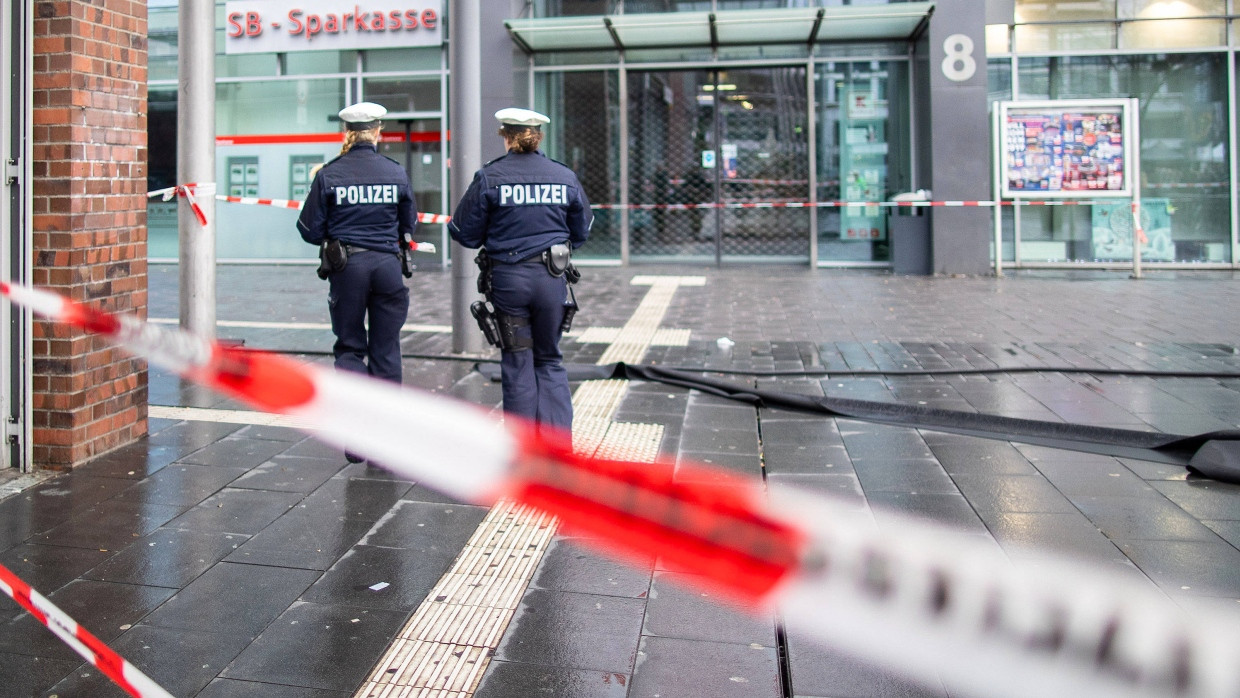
[354,276,697,698]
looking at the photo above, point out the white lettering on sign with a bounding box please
[499,184,568,206]
[225,0,442,54]
[334,184,398,205]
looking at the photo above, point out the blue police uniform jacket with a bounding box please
[448,150,592,263]
[297,143,416,254]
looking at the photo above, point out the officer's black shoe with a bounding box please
[345,451,365,464]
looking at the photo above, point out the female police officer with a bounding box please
[449,108,592,436]
[297,102,416,460]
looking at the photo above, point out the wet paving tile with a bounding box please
[226,513,374,571]
[142,561,319,636]
[0,543,111,613]
[1028,459,1155,497]
[494,588,645,674]
[48,625,255,698]
[784,634,949,698]
[221,601,409,692]
[177,436,299,470]
[980,511,1128,563]
[230,454,346,494]
[113,463,248,507]
[199,678,349,697]
[852,458,958,495]
[82,527,248,588]
[642,570,774,647]
[72,440,183,478]
[629,635,780,698]
[1072,495,1222,541]
[166,487,303,534]
[0,652,80,696]
[147,420,246,455]
[0,579,176,661]
[1150,479,1240,520]
[767,472,867,507]
[473,660,631,698]
[761,443,853,475]
[34,500,186,551]
[531,537,654,598]
[927,441,1039,476]
[866,492,988,533]
[1116,539,1240,598]
[949,473,1078,514]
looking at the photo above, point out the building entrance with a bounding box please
[628,67,810,263]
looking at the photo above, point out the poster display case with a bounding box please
[998,99,1135,199]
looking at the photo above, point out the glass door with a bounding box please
[815,60,911,264]
[627,67,810,263]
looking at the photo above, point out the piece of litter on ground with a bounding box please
[716,337,735,348]
[369,582,390,591]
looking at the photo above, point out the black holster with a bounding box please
[317,239,348,280]
[542,243,571,277]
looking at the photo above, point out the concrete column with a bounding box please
[925,0,991,275]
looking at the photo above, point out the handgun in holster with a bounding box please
[399,233,415,278]
[560,284,579,334]
[470,300,503,347]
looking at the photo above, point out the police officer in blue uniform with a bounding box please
[449,108,592,435]
[298,102,416,461]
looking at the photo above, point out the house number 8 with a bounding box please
[941,33,976,82]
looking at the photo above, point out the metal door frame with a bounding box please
[2,0,34,471]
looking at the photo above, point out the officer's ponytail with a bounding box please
[500,125,544,154]
[340,127,381,156]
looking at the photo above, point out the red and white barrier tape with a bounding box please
[590,199,1129,211]
[1133,201,1149,245]
[0,562,173,698]
[146,185,444,248]
[6,282,1240,698]
[148,182,213,227]
[212,194,452,225]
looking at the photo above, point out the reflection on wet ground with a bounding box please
[1,264,1239,696]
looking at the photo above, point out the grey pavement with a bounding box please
[1,263,1240,697]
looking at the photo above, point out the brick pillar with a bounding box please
[31,0,149,468]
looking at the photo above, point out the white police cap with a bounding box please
[338,102,386,130]
[495,107,550,128]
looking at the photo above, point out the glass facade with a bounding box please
[146,0,1238,270]
[989,0,1236,267]
[147,1,447,262]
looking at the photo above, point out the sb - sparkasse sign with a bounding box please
[224,0,442,54]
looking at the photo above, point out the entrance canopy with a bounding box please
[504,3,934,53]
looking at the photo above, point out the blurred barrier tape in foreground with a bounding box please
[5,282,1240,698]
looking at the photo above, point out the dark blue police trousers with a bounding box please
[328,249,409,384]
[489,260,573,434]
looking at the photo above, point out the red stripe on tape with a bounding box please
[510,431,805,603]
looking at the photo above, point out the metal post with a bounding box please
[992,106,1003,277]
[177,0,216,338]
[618,62,630,265]
[450,0,484,353]
[712,70,723,267]
[806,56,818,267]
[1228,45,1238,268]
[1130,97,1142,279]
